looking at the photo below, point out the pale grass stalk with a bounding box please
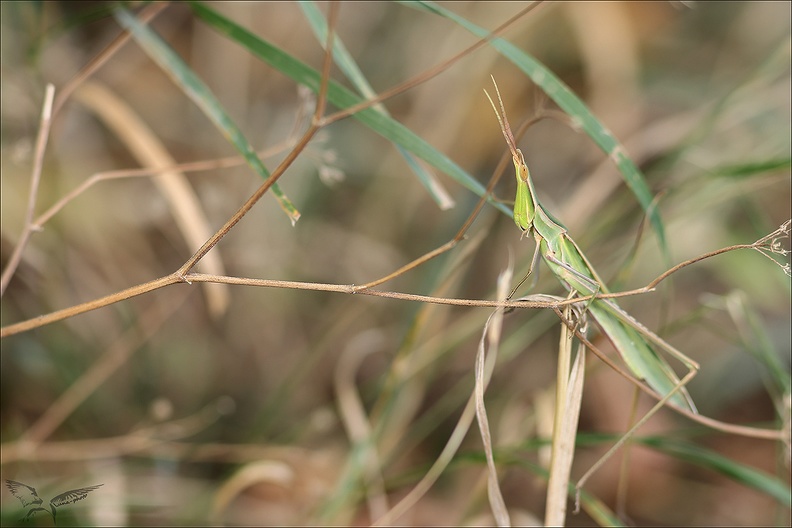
[474,266,513,527]
[544,299,586,527]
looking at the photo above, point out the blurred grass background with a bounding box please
[1,2,790,526]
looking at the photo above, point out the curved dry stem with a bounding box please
[474,268,513,527]
[372,270,512,527]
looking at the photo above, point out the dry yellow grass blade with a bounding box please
[72,80,229,318]
[474,265,513,527]
[544,302,586,527]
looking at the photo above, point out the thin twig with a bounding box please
[3,226,788,339]
[33,136,301,229]
[0,275,178,338]
[320,2,544,127]
[354,112,544,292]
[52,3,169,118]
[0,84,55,296]
[174,3,341,278]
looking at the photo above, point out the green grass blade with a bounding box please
[189,1,511,218]
[113,7,300,224]
[576,432,791,509]
[715,157,792,179]
[408,1,669,259]
[641,436,792,508]
[297,0,455,210]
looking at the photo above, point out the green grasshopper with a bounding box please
[485,79,699,414]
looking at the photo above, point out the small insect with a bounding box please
[484,77,699,414]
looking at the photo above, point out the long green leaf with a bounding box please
[642,436,792,508]
[189,1,511,218]
[715,157,792,179]
[576,432,792,509]
[113,7,300,224]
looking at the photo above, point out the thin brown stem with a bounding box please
[32,137,299,228]
[646,244,755,290]
[319,2,543,127]
[176,125,320,277]
[3,225,785,339]
[0,85,55,296]
[0,273,573,339]
[0,275,179,338]
[52,3,169,118]
[354,110,544,293]
[175,3,340,278]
